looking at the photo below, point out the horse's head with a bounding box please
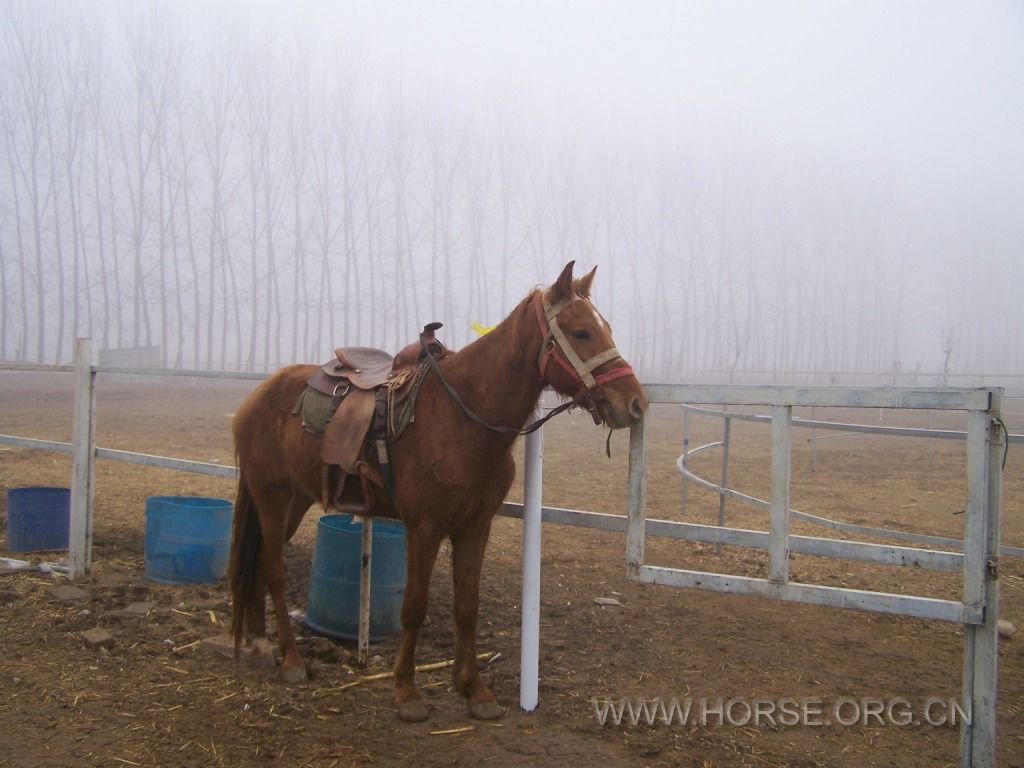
[534,261,649,429]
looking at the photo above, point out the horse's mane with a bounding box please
[503,289,542,369]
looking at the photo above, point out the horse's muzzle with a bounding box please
[594,393,647,430]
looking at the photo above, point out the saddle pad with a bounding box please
[321,388,377,475]
[292,387,335,435]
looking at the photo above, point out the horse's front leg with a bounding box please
[394,522,443,722]
[451,515,503,720]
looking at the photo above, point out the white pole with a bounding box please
[519,408,543,712]
[69,338,96,579]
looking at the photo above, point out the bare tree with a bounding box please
[6,2,54,361]
[1,77,29,360]
[940,323,956,386]
[332,54,373,348]
[196,25,239,368]
[116,3,173,352]
[425,105,465,335]
[283,46,313,360]
[383,86,421,349]
[308,86,341,359]
[54,9,96,351]
[0,209,8,359]
[463,126,494,342]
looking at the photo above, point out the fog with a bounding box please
[2,0,1021,384]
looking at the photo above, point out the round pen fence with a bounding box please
[1,341,1020,768]
[677,403,1024,560]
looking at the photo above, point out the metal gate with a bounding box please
[626,385,1004,768]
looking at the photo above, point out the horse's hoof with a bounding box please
[281,664,307,684]
[397,698,430,723]
[469,699,505,720]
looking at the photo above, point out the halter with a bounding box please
[533,292,635,418]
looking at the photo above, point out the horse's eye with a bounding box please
[571,330,590,341]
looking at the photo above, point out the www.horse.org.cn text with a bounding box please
[590,696,971,728]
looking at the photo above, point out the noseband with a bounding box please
[533,292,635,420]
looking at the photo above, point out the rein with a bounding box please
[419,292,632,436]
[419,335,577,435]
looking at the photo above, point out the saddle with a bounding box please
[309,322,445,397]
[294,323,447,517]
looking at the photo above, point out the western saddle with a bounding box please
[299,322,447,517]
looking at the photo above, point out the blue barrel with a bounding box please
[144,496,233,583]
[5,487,70,552]
[305,514,407,642]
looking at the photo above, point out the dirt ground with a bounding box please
[1,372,1022,768]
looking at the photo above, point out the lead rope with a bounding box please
[420,335,579,435]
[995,417,1009,470]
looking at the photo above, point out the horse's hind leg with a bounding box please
[451,515,503,720]
[242,563,270,652]
[245,490,312,658]
[254,484,312,683]
[394,521,444,722]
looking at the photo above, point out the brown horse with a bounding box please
[229,261,648,722]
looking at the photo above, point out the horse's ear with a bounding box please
[550,261,575,302]
[576,266,597,298]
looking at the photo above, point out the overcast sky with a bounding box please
[240,0,1024,373]
[258,0,1024,194]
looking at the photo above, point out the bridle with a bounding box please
[420,290,635,435]
[533,291,635,423]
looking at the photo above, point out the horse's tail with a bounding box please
[229,467,261,653]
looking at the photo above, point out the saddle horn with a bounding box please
[393,322,446,370]
[421,322,443,341]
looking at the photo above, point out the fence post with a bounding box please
[680,407,689,516]
[810,406,817,472]
[928,409,935,466]
[626,413,648,577]
[519,411,543,711]
[769,405,792,583]
[69,338,96,579]
[716,414,732,554]
[960,395,1002,767]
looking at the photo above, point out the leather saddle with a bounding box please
[308,321,445,397]
[300,323,446,513]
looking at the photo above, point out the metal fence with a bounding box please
[625,384,1006,768]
